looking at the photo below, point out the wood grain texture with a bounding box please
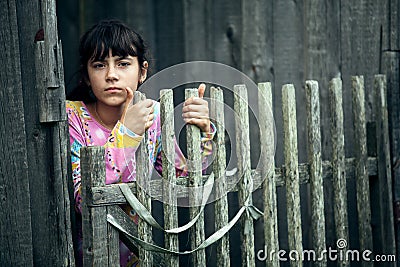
[134,91,153,267]
[374,75,396,266]
[282,84,303,267]
[351,77,374,263]
[305,80,326,267]
[81,146,109,266]
[16,0,73,265]
[258,82,279,267]
[234,84,255,267]
[91,157,379,205]
[0,0,33,265]
[160,89,179,267]
[329,78,349,267]
[185,88,206,266]
[210,87,231,267]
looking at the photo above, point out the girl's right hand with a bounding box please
[121,87,154,136]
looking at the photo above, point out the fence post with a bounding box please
[329,78,349,267]
[382,51,400,261]
[160,89,179,267]
[81,146,110,266]
[305,80,326,266]
[186,88,206,266]
[134,91,153,267]
[374,75,396,264]
[258,82,279,267]
[351,76,374,261]
[282,84,303,267]
[210,86,231,267]
[234,84,255,267]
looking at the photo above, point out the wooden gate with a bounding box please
[80,75,395,266]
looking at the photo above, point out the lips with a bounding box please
[105,87,123,93]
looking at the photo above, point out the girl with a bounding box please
[66,20,215,266]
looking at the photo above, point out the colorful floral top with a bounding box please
[67,100,215,266]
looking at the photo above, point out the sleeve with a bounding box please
[153,121,216,177]
[67,102,143,213]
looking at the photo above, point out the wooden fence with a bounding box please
[80,75,395,266]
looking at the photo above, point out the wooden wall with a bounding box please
[0,0,74,266]
[59,0,396,163]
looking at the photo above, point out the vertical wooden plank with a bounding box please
[351,76,374,260]
[282,84,302,267]
[160,89,179,267]
[0,0,34,265]
[258,82,279,267]
[241,0,272,83]
[388,0,400,51]
[305,81,326,266]
[107,211,120,267]
[304,0,341,157]
[209,0,242,67]
[186,88,206,266]
[17,0,73,265]
[234,84,255,267]
[380,0,400,52]
[329,78,349,267]
[154,1,184,70]
[340,0,385,123]
[273,0,306,165]
[241,6,274,241]
[36,0,67,123]
[81,146,109,266]
[382,51,400,262]
[374,75,396,265]
[183,0,209,61]
[125,0,156,52]
[134,91,153,267]
[304,0,341,249]
[210,86,231,267]
[52,121,76,267]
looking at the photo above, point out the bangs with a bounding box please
[80,20,142,64]
[89,40,138,62]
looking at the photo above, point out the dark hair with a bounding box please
[67,19,149,102]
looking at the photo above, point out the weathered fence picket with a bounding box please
[210,86,231,267]
[374,75,396,257]
[351,76,374,263]
[134,91,153,267]
[282,84,303,267]
[234,84,256,267]
[160,89,179,267]
[79,75,394,266]
[81,146,110,266]
[305,80,326,267]
[329,77,349,267]
[185,88,207,266]
[259,82,279,267]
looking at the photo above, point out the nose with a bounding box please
[106,66,119,82]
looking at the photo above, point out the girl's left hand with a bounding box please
[182,83,211,133]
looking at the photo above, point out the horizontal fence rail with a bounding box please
[80,75,395,266]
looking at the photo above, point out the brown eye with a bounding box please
[118,61,131,67]
[92,63,105,69]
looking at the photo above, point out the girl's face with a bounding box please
[87,49,147,107]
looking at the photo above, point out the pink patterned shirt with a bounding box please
[67,100,215,213]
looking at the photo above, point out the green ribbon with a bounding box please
[108,173,263,254]
[118,172,215,234]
